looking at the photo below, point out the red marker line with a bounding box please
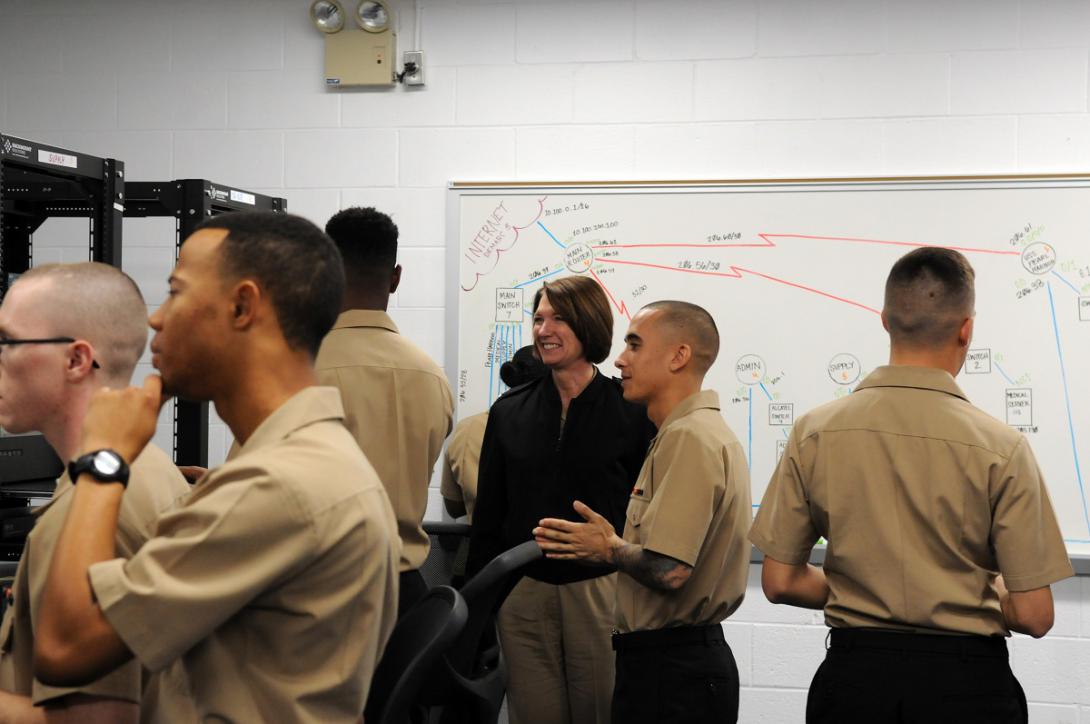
[597,258,880,315]
[590,242,773,249]
[761,233,1020,256]
[597,258,743,279]
[732,266,881,315]
[588,267,631,319]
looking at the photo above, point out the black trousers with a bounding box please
[397,569,428,618]
[807,628,1028,724]
[611,624,739,724]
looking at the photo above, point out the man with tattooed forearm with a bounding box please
[534,300,750,724]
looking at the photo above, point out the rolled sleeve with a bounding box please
[990,439,1073,591]
[749,430,818,566]
[439,454,462,504]
[88,474,315,673]
[32,560,141,705]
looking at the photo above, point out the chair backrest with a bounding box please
[420,521,471,590]
[364,585,468,724]
[447,540,543,677]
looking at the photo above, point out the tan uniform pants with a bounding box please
[498,574,616,724]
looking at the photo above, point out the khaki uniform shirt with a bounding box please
[750,365,1073,636]
[316,310,453,572]
[0,444,191,721]
[440,412,488,523]
[88,387,399,723]
[616,391,751,633]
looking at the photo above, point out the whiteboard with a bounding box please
[446,177,1090,559]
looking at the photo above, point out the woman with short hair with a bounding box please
[468,275,656,724]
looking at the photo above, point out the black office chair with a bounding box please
[426,540,543,724]
[420,521,471,590]
[365,585,468,724]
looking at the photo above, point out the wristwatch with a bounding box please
[68,449,130,487]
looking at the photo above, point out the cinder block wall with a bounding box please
[3,2,1088,720]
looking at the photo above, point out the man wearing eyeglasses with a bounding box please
[0,262,192,723]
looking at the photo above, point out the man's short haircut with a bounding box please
[883,247,975,348]
[641,300,720,375]
[194,211,345,357]
[324,207,398,284]
[16,262,147,385]
[532,276,614,365]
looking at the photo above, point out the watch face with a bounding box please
[92,450,123,476]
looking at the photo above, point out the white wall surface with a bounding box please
[3,1,1089,720]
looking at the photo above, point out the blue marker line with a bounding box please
[1051,270,1083,296]
[747,387,753,473]
[499,325,508,395]
[523,307,533,317]
[514,267,564,288]
[487,327,496,406]
[993,361,1015,386]
[519,322,523,351]
[537,221,566,250]
[1047,282,1090,538]
[758,382,773,401]
[782,428,790,439]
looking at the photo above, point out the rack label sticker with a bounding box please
[230,190,256,206]
[38,149,77,169]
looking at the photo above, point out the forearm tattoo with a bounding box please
[612,542,692,591]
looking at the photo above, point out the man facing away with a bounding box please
[750,247,1073,723]
[0,262,192,723]
[31,211,399,723]
[316,206,453,616]
[534,301,751,724]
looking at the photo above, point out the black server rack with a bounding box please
[124,180,287,466]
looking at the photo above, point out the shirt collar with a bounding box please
[235,386,347,456]
[330,309,399,334]
[854,365,968,402]
[656,389,721,434]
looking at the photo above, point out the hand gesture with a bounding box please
[533,500,621,565]
[80,375,172,464]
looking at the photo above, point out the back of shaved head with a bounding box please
[16,263,148,386]
[884,247,975,349]
[642,300,720,374]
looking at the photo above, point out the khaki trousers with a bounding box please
[498,574,617,724]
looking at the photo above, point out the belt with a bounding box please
[612,624,725,652]
[828,628,1009,659]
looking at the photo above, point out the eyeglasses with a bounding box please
[0,337,100,369]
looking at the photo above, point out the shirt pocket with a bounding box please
[626,496,650,529]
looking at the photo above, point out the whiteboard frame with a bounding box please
[446,174,1090,573]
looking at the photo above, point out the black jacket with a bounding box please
[468,370,656,584]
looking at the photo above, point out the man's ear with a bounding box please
[958,316,974,348]
[668,343,692,373]
[880,309,890,333]
[66,340,97,381]
[390,264,402,294]
[231,280,261,329]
